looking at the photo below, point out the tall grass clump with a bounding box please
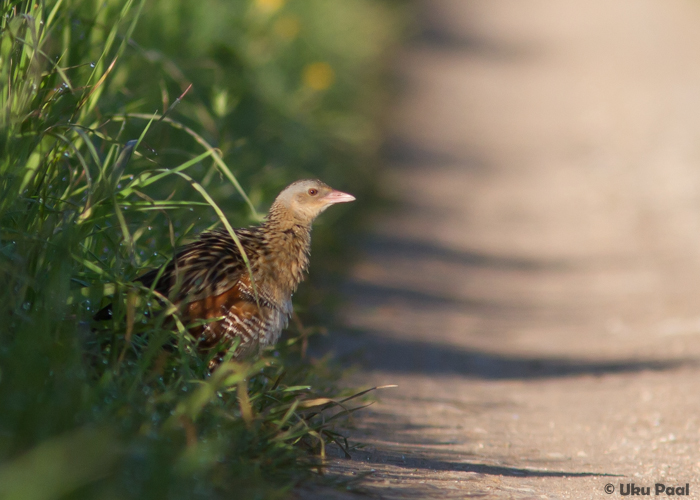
[0,0,401,498]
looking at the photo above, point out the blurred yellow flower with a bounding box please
[255,0,284,14]
[274,16,300,40]
[302,62,335,91]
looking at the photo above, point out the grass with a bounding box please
[0,0,402,498]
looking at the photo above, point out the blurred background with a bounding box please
[322,0,700,496]
[5,0,700,498]
[338,0,700,373]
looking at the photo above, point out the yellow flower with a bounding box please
[255,0,284,14]
[302,62,335,91]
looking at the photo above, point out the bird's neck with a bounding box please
[261,205,313,293]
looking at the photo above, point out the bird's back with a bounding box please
[139,226,298,357]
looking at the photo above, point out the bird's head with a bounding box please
[270,179,355,225]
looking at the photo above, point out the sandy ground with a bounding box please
[303,1,700,498]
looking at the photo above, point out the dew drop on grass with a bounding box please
[148,226,152,231]
[89,62,95,68]
[22,302,30,310]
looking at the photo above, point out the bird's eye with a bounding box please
[308,188,318,196]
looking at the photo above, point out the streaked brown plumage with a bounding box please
[130,179,354,358]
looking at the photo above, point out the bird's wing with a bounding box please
[138,228,263,305]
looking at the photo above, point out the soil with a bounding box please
[302,1,700,498]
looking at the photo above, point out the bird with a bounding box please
[97,179,355,359]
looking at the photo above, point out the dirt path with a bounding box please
[307,1,700,498]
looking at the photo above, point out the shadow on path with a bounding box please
[331,331,696,379]
[357,234,571,272]
[339,454,618,478]
[412,3,535,60]
[321,448,620,499]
